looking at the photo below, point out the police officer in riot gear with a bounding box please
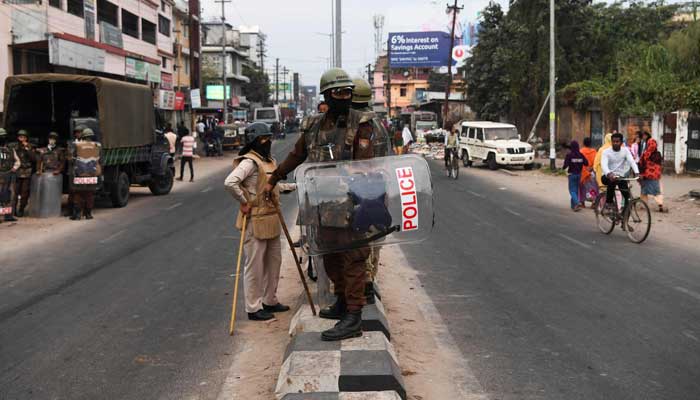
[0,128,20,223]
[69,128,102,220]
[264,68,380,341]
[37,132,65,176]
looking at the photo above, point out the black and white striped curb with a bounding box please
[281,391,402,399]
[275,331,406,399]
[288,299,391,340]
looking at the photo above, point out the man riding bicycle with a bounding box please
[444,127,459,170]
[601,132,639,211]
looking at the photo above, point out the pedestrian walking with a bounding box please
[0,128,20,223]
[11,130,36,217]
[392,128,404,155]
[224,124,295,321]
[594,133,613,189]
[629,131,643,163]
[563,140,588,211]
[177,131,195,182]
[401,124,413,154]
[638,138,667,213]
[579,137,598,208]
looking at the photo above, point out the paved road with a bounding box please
[0,136,300,400]
[401,161,700,400]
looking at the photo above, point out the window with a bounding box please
[468,128,475,139]
[158,15,170,37]
[161,0,166,11]
[162,57,167,68]
[49,0,61,9]
[97,0,118,27]
[183,22,188,38]
[461,126,468,137]
[399,85,407,97]
[122,10,139,38]
[67,0,84,17]
[142,19,156,44]
[476,128,484,141]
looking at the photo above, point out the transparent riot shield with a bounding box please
[28,173,63,218]
[295,154,433,256]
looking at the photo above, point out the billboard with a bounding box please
[206,85,231,100]
[388,31,451,68]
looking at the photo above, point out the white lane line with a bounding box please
[165,202,183,211]
[682,330,699,342]
[100,229,126,244]
[201,187,213,193]
[503,207,521,217]
[558,233,592,249]
[467,190,485,199]
[675,286,700,302]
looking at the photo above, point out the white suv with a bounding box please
[458,121,535,170]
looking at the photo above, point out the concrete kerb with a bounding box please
[276,283,406,399]
[289,298,391,340]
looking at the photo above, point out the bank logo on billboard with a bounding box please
[388,31,451,68]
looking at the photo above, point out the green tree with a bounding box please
[242,65,271,105]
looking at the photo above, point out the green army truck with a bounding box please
[2,74,174,207]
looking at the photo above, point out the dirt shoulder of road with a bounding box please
[465,159,700,245]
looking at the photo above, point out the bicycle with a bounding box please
[445,147,459,179]
[593,177,651,243]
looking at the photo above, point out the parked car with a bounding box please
[221,123,246,149]
[458,121,535,170]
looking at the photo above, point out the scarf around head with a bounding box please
[569,140,582,159]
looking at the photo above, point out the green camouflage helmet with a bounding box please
[319,68,354,94]
[17,129,29,137]
[351,78,372,104]
[49,131,59,138]
[0,128,6,137]
[74,125,87,132]
[80,128,95,138]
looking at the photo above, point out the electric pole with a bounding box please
[282,66,289,101]
[549,0,556,170]
[275,58,279,104]
[257,38,266,71]
[335,0,342,67]
[215,0,231,124]
[443,0,463,129]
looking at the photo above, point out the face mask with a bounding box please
[254,139,272,160]
[326,96,351,116]
[49,139,56,146]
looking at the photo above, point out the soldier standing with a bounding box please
[11,129,36,217]
[264,68,379,341]
[65,125,86,217]
[224,124,296,321]
[37,132,65,176]
[351,77,390,304]
[69,128,102,220]
[0,128,20,223]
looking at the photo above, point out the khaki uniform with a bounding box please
[10,142,35,212]
[225,151,291,313]
[0,146,20,217]
[69,139,102,210]
[269,108,378,312]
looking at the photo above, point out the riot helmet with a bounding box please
[80,128,95,139]
[351,78,372,104]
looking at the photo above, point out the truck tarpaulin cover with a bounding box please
[3,74,154,149]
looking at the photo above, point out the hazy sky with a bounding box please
[201,0,509,89]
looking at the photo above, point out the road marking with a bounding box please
[201,187,213,193]
[682,330,699,342]
[675,286,700,302]
[100,229,126,244]
[503,207,521,217]
[558,233,592,249]
[165,202,182,211]
[467,190,485,198]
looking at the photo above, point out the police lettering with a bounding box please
[396,167,419,231]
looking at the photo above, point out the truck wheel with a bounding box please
[110,172,130,208]
[149,167,174,196]
[487,153,499,170]
[461,150,472,167]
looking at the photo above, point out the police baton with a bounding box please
[272,199,317,316]
[229,214,247,336]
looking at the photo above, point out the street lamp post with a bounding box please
[549,0,556,170]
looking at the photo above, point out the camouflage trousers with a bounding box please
[365,247,381,283]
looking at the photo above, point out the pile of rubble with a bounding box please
[408,142,445,160]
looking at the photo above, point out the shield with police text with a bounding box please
[294,154,434,256]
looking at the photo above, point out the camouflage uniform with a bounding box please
[10,131,36,216]
[0,129,20,222]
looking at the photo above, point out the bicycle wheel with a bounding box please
[594,193,615,234]
[625,199,651,243]
[451,155,459,179]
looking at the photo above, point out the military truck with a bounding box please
[2,74,174,207]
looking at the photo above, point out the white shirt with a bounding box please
[444,133,458,148]
[196,122,205,134]
[602,146,639,177]
[402,127,413,145]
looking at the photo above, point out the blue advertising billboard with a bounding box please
[388,31,451,68]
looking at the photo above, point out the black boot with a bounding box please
[15,207,24,218]
[70,208,81,221]
[4,214,17,222]
[247,309,274,321]
[263,303,290,313]
[319,297,347,320]
[84,209,93,220]
[321,310,362,341]
[365,282,376,305]
[64,205,73,217]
